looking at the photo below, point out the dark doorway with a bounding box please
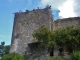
[59,48,63,53]
[50,49,54,56]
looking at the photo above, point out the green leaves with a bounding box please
[0,42,10,57]
[4,45,10,55]
[70,51,80,60]
[54,26,80,52]
[1,53,25,60]
[33,25,80,53]
[33,25,56,49]
[1,42,5,46]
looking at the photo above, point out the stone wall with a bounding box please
[27,42,48,60]
[53,17,80,30]
[10,6,80,59]
[10,7,53,55]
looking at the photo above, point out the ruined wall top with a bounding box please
[14,5,51,15]
[53,17,80,30]
[56,17,80,21]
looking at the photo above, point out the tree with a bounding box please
[1,42,5,46]
[0,42,5,49]
[33,25,56,56]
[33,25,80,56]
[0,42,5,57]
[4,45,10,55]
[65,26,80,52]
[54,26,80,53]
[0,42,10,57]
[54,28,66,47]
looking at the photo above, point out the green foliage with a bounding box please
[1,53,25,60]
[0,42,5,57]
[33,25,56,56]
[4,45,10,54]
[25,10,29,14]
[65,26,80,51]
[33,25,56,49]
[70,51,80,60]
[33,25,80,55]
[0,42,5,49]
[54,26,80,53]
[46,56,64,60]
[23,55,29,60]
[0,42,10,57]
[1,42,5,46]
[54,28,66,47]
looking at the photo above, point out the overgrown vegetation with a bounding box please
[1,25,80,60]
[0,53,25,60]
[70,51,80,60]
[54,26,80,53]
[33,25,56,56]
[0,42,10,57]
[33,25,80,60]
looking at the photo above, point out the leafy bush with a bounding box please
[46,56,64,60]
[70,51,80,60]
[1,53,25,60]
[25,10,29,14]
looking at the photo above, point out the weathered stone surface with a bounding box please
[53,17,80,30]
[10,6,80,60]
[10,7,53,55]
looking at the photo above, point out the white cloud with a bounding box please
[39,0,67,9]
[59,0,76,18]
[39,0,79,18]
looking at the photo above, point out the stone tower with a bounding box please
[10,6,53,55]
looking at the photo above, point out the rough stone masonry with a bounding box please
[10,6,53,55]
[10,6,80,56]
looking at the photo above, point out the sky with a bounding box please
[0,0,80,45]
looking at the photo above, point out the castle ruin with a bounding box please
[10,6,53,55]
[10,6,80,59]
